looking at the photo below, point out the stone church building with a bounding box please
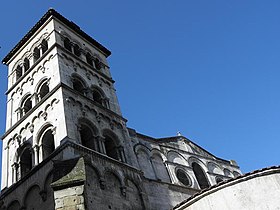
[0,9,242,210]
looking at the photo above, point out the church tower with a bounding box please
[0,9,241,210]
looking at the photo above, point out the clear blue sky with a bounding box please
[0,1,280,173]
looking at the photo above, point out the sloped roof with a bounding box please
[133,130,233,164]
[2,9,111,64]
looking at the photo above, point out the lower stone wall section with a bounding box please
[54,186,85,210]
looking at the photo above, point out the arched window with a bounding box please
[7,200,20,210]
[64,37,72,52]
[41,39,48,54]
[73,44,81,57]
[79,124,96,151]
[21,96,32,117]
[33,47,40,62]
[104,135,119,160]
[42,130,55,159]
[23,58,30,72]
[92,89,103,105]
[72,78,86,95]
[39,82,49,100]
[94,58,102,70]
[192,162,209,189]
[20,146,33,177]
[16,65,23,81]
[86,52,93,66]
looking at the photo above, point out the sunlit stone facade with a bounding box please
[0,9,240,210]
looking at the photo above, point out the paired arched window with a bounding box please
[192,162,209,189]
[33,39,48,62]
[41,130,55,160]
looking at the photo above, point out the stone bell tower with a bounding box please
[0,9,144,210]
[0,9,241,210]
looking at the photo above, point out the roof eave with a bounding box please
[2,9,111,65]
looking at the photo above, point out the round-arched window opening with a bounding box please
[39,83,49,99]
[42,130,55,160]
[41,39,48,54]
[104,135,119,160]
[192,162,210,189]
[79,124,95,151]
[20,146,33,177]
[92,89,103,105]
[64,37,72,52]
[72,78,85,95]
[73,44,81,57]
[23,97,32,114]
[176,169,191,186]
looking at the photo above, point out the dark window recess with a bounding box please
[216,177,223,183]
[176,169,190,186]
[80,124,95,150]
[39,83,49,99]
[23,58,30,72]
[33,47,40,62]
[20,147,32,177]
[41,39,48,54]
[104,136,119,160]
[42,130,55,159]
[73,79,85,95]
[192,162,210,189]
[94,58,102,70]
[86,53,93,66]
[16,65,23,80]
[92,90,103,105]
[23,98,32,114]
[64,37,72,52]
[73,44,81,57]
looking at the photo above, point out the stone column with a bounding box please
[38,144,43,163]
[31,93,37,107]
[33,145,39,165]
[117,146,126,162]
[93,136,98,151]
[12,163,18,183]
[97,136,106,154]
